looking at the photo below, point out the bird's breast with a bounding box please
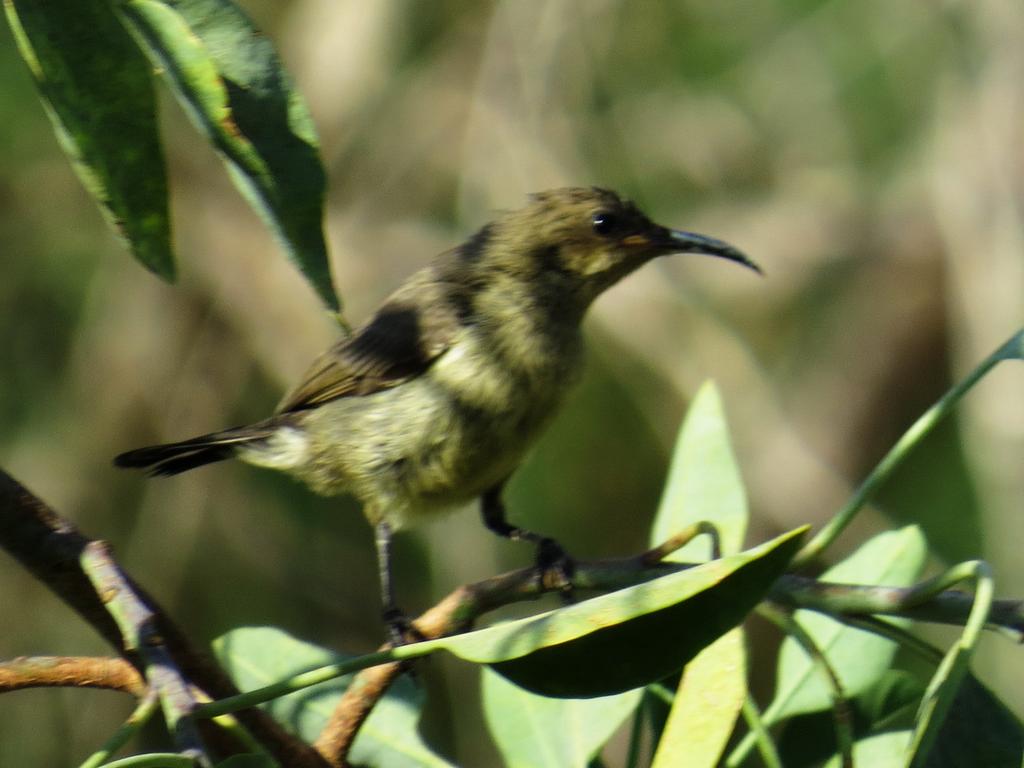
[290,324,584,528]
[429,323,583,422]
[391,324,582,505]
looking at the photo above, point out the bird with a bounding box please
[115,187,760,642]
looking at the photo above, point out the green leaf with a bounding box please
[651,380,748,560]
[774,670,924,766]
[651,628,747,768]
[481,667,641,768]
[649,383,749,767]
[822,731,911,768]
[770,526,928,721]
[427,528,805,698]
[5,0,173,278]
[114,0,338,310]
[214,627,453,768]
[921,674,1024,768]
[776,668,1024,768]
[858,670,925,731]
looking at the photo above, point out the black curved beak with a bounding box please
[657,227,762,274]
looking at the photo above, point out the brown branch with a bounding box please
[0,656,143,695]
[312,588,471,766]
[0,468,329,768]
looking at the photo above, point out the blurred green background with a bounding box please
[1,1,1021,764]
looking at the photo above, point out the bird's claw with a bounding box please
[382,607,424,647]
[535,537,576,603]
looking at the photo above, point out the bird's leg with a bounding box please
[374,520,417,646]
[481,483,575,600]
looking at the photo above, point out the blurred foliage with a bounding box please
[0,0,1021,764]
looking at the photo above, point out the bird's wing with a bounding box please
[276,279,458,413]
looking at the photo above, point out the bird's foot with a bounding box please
[382,606,424,648]
[535,537,576,604]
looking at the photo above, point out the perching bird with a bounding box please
[115,187,760,641]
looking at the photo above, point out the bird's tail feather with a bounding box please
[114,423,277,477]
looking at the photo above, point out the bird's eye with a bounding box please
[591,211,619,237]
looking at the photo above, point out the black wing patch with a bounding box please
[276,297,454,413]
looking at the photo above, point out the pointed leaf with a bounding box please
[920,674,1024,768]
[649,383,749,766]
[773,670,923,766]
[115,0,338,310]
[6,0,172,278]
[822,732,911,768]
[651,628,746,768]
[651,380,748,560]
[482,667,641,768]
[858,670,926,731]
[771,526,928,722]
[215,627,453,768]
[416,528,805,697]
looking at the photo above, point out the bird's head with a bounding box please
[465,187,760,311]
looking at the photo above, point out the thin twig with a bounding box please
[769,574,1023,637]
[739,694,782,768]
[79,692,160,768]
[794,329,1023,569]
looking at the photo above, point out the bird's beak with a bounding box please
[632,227,762,274]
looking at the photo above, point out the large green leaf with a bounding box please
[649,381,749,767]
[423,528,805,698]
[652,628,747,768]
[772,653,1023,767]
[478,389,755,766]
[922,674,1024,768]
[774,670,924,766]
[651,380,748,559]
[822,731,911,768]
[481,667,641,768]
[770,526,928,722]
[214,627,453,768]
[115,0,338,310]
[5,0,172,278]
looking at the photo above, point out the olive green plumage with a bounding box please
[115,187,758,633]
